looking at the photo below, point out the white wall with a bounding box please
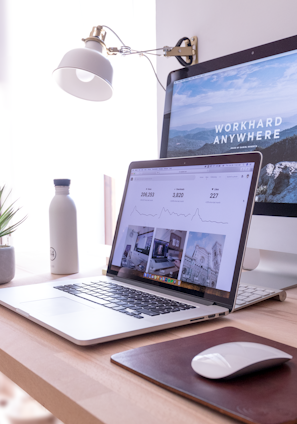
[156,0,297,150]
[1,0,158,258]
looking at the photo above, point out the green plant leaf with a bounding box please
[0,186,27,239]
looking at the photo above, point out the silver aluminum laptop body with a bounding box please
[0,153,262,346]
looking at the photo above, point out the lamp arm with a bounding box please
[100,25,198,65]
[84,25,198,64]
[83,25,197,91]
[101,25,165,57]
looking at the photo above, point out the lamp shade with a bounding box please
[53,41,113,101]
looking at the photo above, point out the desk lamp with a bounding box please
[53,25,198,101]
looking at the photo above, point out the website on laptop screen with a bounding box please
[110,161,255,298]
[166,49,297,205]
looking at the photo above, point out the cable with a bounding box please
[102,25,127,47]
[126,48,164,56]
[141,54,166,91]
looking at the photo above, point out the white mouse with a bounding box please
[191,341,292,379]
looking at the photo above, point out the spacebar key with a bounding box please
[75,293,109,305]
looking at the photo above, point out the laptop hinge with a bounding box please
[113,276,215,307]
[214,302,233,312]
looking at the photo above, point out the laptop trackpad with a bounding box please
[20,297,95,317]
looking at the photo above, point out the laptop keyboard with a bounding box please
[54,281,196,319]
[235,284,280,310]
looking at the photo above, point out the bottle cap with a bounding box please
[54,179,71,186]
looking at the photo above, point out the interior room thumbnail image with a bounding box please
[148,229,187,278]
[121,226,154,271]
[181,231,226,288]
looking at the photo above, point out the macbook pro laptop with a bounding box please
[0,152,272,346]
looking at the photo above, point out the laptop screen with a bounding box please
[108,153,261,308]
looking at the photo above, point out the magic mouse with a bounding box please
[191,341,292,379]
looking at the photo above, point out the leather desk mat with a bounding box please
[111,327,297,424]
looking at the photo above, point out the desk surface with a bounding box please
[0,252,297,424]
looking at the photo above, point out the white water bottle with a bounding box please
[49,179,79,274]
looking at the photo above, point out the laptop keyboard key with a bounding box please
[110,306,125,311]
[139,309,160,316]
[75,293,109,305]
[235,299,247,305]
[104,303,118,308]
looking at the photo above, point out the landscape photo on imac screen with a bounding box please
[168,50,297,204]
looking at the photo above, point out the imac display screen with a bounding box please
[160,35,297,216]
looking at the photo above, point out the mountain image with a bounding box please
[256,163,297,204]
[167,117,297,159]
[168,135,206,153]
[167,120,297,203]
[224,124,297,153]
[280,114,297,131]
[169,127,209,138]
[250,136,297,203]
[168,128,230,157]
[256,134,297,168]
[275,124,297,142]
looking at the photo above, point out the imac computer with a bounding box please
[160,34,297,290]
[152,239,169,260]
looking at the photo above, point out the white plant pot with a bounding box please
[0,246,15,284]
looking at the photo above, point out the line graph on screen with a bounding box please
[130,206,228,224]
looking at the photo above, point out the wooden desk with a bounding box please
[0,254,297,424]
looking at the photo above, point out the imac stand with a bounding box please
[242,248,297,290]
[242,215,297,290]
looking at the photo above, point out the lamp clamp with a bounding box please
[163,36,198,65]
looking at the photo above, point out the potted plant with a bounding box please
[0,186,27,284]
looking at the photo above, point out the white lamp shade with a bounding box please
[53,42,113,101]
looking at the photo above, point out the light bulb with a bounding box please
[75,69,95,83]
